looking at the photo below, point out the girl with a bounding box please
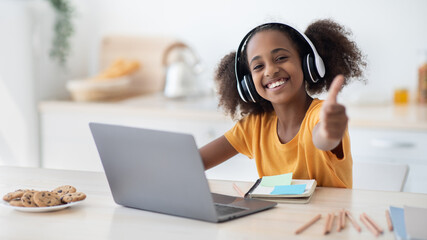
[200,19,366,188]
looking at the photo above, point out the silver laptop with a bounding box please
[89,122,276,223]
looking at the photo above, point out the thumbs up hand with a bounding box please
[313,75,348,151]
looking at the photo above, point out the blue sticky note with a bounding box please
[389,206,407,240]
[270,184,306,195]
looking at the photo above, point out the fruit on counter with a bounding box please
[93,59,141,81]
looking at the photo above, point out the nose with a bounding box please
[264,63,279,77]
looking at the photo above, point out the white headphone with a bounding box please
[235,23,326,103]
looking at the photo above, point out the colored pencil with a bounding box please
[385,210,393,231]
[360,214,380,237]
[328,213,335,233]
[341,209,346,229]
[295,214,322,234]
[337,211,342,232]
[232,183,245,198]
[324,213,335,234]
[324,213,332,235]
[345,210,361,232]
[363,212,383,234]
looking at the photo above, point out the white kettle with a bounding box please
[163,42,202,98]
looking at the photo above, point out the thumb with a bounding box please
[326,75,345,104]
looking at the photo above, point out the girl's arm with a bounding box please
[312,75,348,158]
[199,135,238,170]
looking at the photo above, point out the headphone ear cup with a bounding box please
[241,74,261,103]
[302,54,321,83]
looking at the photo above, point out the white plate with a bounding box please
[1,200,83,212]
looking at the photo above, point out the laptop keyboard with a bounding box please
[214,204,247,216]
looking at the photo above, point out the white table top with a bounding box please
[1,166,427,239]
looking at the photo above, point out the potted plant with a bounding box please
[47,0,74,66]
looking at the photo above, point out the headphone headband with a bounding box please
[235,23,326,103]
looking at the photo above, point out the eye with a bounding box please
[276,56,288,62]
[252,64,264,71]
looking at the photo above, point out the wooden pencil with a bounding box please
[336,211,342,232]
[326,213,335,234]
[360,214,380,237]
[345,210,361,232]
[385,210,393,231]
[341,209,346,229]
[363,212,384,234]
[323,213,332,235]
[295,214,322,234]
[232,183,245,198]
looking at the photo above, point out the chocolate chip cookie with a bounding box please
[61,192,86,203]
[21,191,39,207]
[3,189,28,202]
[52,185,76,197]
[33,191,62,207]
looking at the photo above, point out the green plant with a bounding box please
[47,0,74,66]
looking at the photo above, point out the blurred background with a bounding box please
[1,0,427,192]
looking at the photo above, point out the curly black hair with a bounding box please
[214,19,367,120]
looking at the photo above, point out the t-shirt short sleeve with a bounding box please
[305,100,322,130]
[224,115,256,159]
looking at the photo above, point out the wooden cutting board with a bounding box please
[99,35,181,95]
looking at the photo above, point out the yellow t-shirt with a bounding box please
[224,99,352,188]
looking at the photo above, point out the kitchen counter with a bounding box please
[346,103,427,131]
[39,93,230,121]
[37,94,427,193]
[39,93,427,131]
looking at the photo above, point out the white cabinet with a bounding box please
[39,100,259,181]
[39,99,427,191]
[349,127,427,193]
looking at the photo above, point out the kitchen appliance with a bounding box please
[163,42,202,98]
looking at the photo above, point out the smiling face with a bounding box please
[246,30,306,105]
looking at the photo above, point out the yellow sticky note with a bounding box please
[260,173,292,187]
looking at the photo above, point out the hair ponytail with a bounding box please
[304,19,367,95]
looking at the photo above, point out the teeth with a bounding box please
[267,79,285,89]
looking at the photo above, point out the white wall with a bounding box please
[0,0,426,167]
[8,0,423,103]
[66,0,427,104]
[0,0,39,166]
[0,0,70,167]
